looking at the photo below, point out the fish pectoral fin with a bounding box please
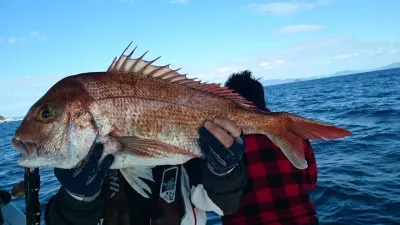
[117,136,198,159]
[120,167,154,198]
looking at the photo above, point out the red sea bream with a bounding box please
[11,42,352,197]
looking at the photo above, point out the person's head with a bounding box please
[224,70,267,110]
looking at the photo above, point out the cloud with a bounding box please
[7,37,22,44]
[216,67,235,74]
[273,24,324,34]
[260,60,285,69]
[30,31,48,40]
[0,31,47,45]
[118,0,135,3]
[190,35,400,83]
[169,0,188,3]
[323,52,361,64]
[331,52,360,60]
[245,0,333,16]
[2,37,25,45]
[187,64,255,85]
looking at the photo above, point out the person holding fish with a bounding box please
[10,43,350,225]
[216,70,320,225]
[42,119,248,225]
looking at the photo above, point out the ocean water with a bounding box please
[1,68,399,224]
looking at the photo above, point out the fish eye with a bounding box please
[37,105,55,122]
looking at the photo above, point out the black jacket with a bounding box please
[44,158,248,225]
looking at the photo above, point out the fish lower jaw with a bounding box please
[17,156,72,169]
[15,147,40,167]
[17,157,39,168]
[16,152,38,167]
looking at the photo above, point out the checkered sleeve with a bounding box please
[221,134,319,225]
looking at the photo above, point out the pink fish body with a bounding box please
[11,42,352,197]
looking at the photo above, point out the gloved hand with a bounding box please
[0,190,11,207]
[198,118,246,176]
[54,142,114,201]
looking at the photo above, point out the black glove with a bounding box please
[198,127,246,176]
[0,190,11,207]
[54,143,114,201]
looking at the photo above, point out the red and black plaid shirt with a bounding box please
[221,133,318,225]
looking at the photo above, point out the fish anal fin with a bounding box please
[120,167,154,198]
[267,132,308,169]
[107,43,259,111]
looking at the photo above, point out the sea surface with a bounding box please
[1,68,399,224]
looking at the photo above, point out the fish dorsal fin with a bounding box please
[107,42,259,110]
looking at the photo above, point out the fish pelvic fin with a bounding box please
[263,112,352,169]
[107,42,259,110]
[120,167,154,198]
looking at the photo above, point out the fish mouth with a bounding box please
[11,137,37,158]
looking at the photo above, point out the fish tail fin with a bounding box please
[261,112,352,169]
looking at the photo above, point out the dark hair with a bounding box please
[224,70,266,109]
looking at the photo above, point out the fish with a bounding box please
[11,42,352,197]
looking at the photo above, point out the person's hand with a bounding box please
[0,190,11,207]
[198,118,246,176]
[54,142,114,201]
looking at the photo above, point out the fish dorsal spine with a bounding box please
[107,42,258,110]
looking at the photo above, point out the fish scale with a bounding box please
[90,96,220,154]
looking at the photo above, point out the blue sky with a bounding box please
[0,0,399,117]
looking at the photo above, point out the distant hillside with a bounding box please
[330,70,362,77]
[375,62,400,70]
[326,62,400,78]
[0,115,5,122]
[260,78,303,86]
[261,62,400,86]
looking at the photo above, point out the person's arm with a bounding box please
[44,143,114,225]
[0,209,3,225]
[44,187,106,225]
[200,158,248,215]
[0,190,12,225]
[188,118,248,215]
[303,139,317,190]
